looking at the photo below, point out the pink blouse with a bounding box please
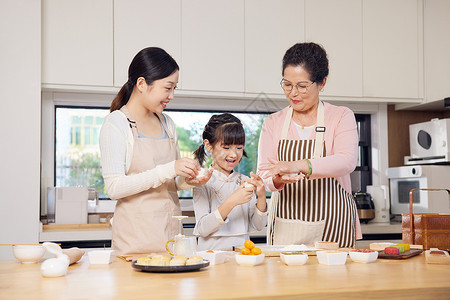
[257,101,362,239]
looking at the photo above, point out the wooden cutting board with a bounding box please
[378,249,423,259]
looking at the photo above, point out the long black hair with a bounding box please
[193,113,248,166]
[110,47,179,112]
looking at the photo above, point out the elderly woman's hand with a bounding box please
[259,158,305,184]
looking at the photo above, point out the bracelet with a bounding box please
[304,159,312,178]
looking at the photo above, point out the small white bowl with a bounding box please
[349,250,378,263]
[88,250,114,264]
[235,253,265,266]
[280,252,308,266]
[196,250,227,265]
[316,250,348,265]
[13,245,45,264]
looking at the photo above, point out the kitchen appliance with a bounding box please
[405,118,450,165]
[353,192,375,223]
[47,187,97,224]
[366,185,390,223]
[386,165,450,215]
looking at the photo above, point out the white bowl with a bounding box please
[196,250,227,265]
[235,253,265,266]
[13,245,45,264]
[316,250,348,265]
[349,250,378,263]
[88,250,114,264]
[280,252,308,266]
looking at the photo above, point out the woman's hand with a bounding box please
[259,157,305,184]
[174,157,199,179]
[185,167,213,186]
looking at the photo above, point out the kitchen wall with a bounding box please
[0,1,41,260]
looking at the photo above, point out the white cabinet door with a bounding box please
[363,0,422,99]
[424,0,450,103]
[42,0,113,86]
[245,0,305,95]
[114,0,181,87]
[305,0,362,97]
[181,0,244,92]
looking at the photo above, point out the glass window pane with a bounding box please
[84,116,93,125]
[55,107,109,199]
[84,126,91,145]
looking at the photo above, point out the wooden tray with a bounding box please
[378,249,423,259]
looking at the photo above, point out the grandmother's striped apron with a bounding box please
[267,102,357,247]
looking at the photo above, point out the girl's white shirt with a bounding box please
[193,169,267,250]
[99,109,190,200]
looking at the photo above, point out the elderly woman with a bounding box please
[257,42,362,247]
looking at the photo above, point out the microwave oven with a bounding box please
[386,165,450,215]
[406,118,450,165]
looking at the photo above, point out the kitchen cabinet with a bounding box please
[113,0,182,88]
[244,0,305,95]
[423,0,450,104]
[41,0,113,86]
[362,0,423,99]
[181,0,245,92]
[305,0,363,98]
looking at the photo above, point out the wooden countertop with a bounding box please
[1,252,450,299]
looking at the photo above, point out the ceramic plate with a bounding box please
[131,259,210,273]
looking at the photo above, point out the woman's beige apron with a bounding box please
[267,101,357,248]
[112,106,181,255]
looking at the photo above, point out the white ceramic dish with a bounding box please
[349,250,378,263]
[235,253,265,266]
[13,245,45,264]
[316,250,348,265]
[88,250,114,264]
[196,250,227,265]
[280,252,308,266]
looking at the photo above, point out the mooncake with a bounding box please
[384,247,400,255]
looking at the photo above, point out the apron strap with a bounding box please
[313,101,325,159]
[155,113,174,141]
[280,101,325,159]
[280,106,293,140]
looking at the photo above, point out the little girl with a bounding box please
[192,113,267,251]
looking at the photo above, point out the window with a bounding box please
[54,107,269,199]
[55,107,108,198]
[54,106,371,198]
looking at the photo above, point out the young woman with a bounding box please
[257,42,362,247]
[99,47,211,255]
[192,113,267,251]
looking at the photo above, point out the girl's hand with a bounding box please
[244,172,265,197]
[174,157,199,179]
[245,172,267,212]
[185,167,213,186]
[228,183,254,206]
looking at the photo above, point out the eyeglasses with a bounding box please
[280,79,315,94]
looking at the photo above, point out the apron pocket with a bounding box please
[273,217,325,247]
